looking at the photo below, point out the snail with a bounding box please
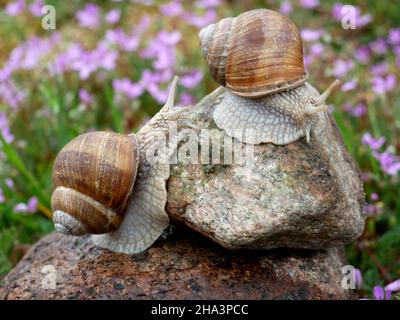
[199,8,340,145]
[52,76,196,254]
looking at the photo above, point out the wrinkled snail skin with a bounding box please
[52,76,197,255]
[200,8,340,145]
[213,81,340,145]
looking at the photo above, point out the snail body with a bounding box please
[51,77,196,254]
[200,8,339,145]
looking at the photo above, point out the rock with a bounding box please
[166,86,365,250]
[0,231,354,300]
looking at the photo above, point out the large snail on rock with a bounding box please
[199,8,340,145]
[52,77,196,254]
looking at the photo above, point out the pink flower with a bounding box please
[370,38,388,55]
[76,3,101,29]
[29,0,43,17]
[373,150,400,176]
[370,193,379,201]
[354,46,371,64]
[361,133,385,150]
[195,0,221,8]
[301,29,324,42]
[5,179,14,189]
[332,3,372,27]
[388,28,400,45]
[385,279,400,293]
[182,9,217,29]
[105,9,121,24]
[341,79,357,92]
[354,269,363,289]
[332,59,354,78]
[180,69,203,88]
[373,286,384,300]
[0,189,5,203]
[178,93,196,106]
[343,102,366,118]
[14,196,38,214]
[5,0,25,16]
[299,0,319,9]
[160,1,183,17]
[372,74,396,95]
[113,78,144,99]
[79,89,94,105]
[370,62,388,76]
[0,112,15,143]
[309,43,324,57]
[279,1,293,15]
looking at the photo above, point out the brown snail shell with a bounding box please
[51,131,139,235]
[199,8,307,98]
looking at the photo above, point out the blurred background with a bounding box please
[0,0,399,299]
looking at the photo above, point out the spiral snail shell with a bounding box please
[51,77,196,255]
[52,131,139,235]
[199,9,307,98]
[199,8,340,145]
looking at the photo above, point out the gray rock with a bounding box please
[0,231,354,300]
[166,86,365,250]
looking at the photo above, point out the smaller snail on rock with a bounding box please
[199,8,340,145]
[52,77,197,255]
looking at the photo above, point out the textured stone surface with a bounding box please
[0,231,354,300]
[166,86,365,250]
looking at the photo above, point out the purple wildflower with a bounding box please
[279,1,293,15]
[182,9,217,29]
[0,112,14,143]
[178,93,196,106]
[364,203,382,216]
[373,150,400,176]
[370,38,388,55]
[343,102,366,118]
[372,74,396,94]
[160,1,184,17]
[373,286,385,300]
[27,196,38,212]
[354,268,363,289]
[195,0,221,8]
[388,28,400,45]
[5,178,14,190]
[332,4,372,27]
[361,133,385,150]
[105,28,140,51]
[105,9,121,24]
[309,43,324,57]
[76,3,101,29]
[147,83,169,104]
[341,79,357,92]
[79,89,94,105]
[5,0,25,16]
[370,193,379,201]
[299,0,319,9]
[332,59,354,78]
[29,0,43,17]
[0,189,4,203]
[385,279,400,293]
[14,196,38,214]
[113,78,144,99]
[0,81,27,109]
[301,29,324,42]
[354,46,371,64]
[180,69,203,88]
[370,62,388,76]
